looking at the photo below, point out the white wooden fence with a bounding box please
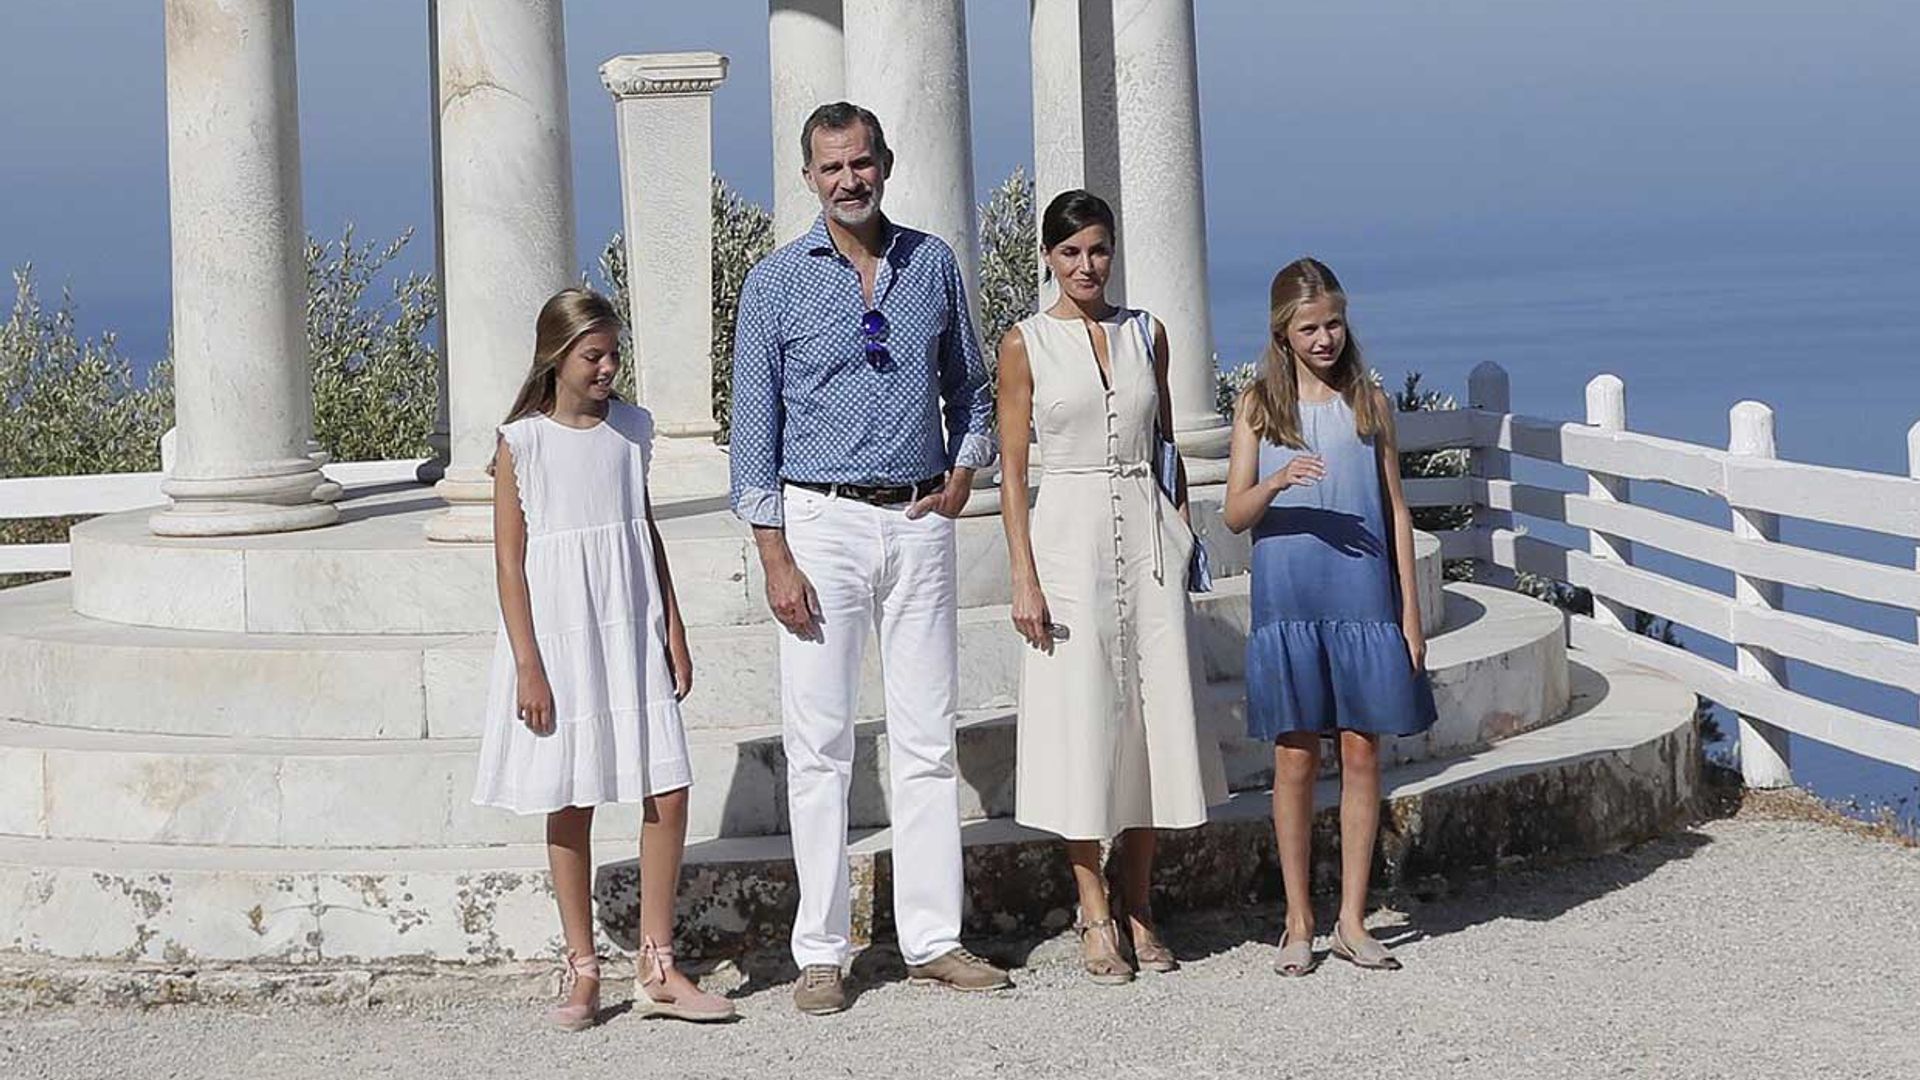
[0,458,427,574]
[1397,362,1920,785]
[6,371,1919,787]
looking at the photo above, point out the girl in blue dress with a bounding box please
[1222,257,1438,977]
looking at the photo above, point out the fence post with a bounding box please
[1585,375,1634,631]
[1910,421,1920,675]
[1730,401,1792,788]
[1468,362,1514,588]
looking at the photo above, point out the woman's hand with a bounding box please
[1266,453,1326,493]
[1403,620,1428,673]
[516,662,556,735]
[1011,577,1055,654]
[667,624,694,701]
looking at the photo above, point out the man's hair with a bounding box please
[801,101,890,167]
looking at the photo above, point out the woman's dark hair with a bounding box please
[1041,189,1116,251]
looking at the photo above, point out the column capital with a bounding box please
[600,52,729,99]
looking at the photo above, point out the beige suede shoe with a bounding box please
[905,947,1013,992]
[792,963,847,1015]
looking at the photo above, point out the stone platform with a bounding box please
[0,652,1697,964]
[0,478,1698,967]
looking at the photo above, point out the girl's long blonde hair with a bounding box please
[501,288,624,425]
[1239,257,1388,449]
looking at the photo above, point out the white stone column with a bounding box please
[843,0,981,306]
[1030,0,1123,307]
[426,0,578,542]
[600,53,734,501]
[1112,0,1227,456]
[769,0,844,244]
[152,0,338,537]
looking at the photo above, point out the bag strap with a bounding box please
[1130,308,1156,363]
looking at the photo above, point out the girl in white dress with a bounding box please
[472,288,733,1031]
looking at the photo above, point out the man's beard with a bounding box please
[827,192,879,227]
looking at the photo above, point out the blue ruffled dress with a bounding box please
[1246,395,1438,739]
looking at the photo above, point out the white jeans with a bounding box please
[779,486,963,969]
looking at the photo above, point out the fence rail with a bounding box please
[0,458,428,573]
[1400,362,1920,782]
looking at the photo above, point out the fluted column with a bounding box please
[1029,0,1123,307]
[843,0,980,306]
[426,0,578,542]
[1112,0,1227,454]
[769,0,844,244]
[152,0,338,537]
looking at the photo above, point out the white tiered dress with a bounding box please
[471,401,693,813]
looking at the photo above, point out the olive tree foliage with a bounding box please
[0,267,175,585]
[307,227,440,462]
[597,175,775,444]
[0,267,173,479]
[976,167,1037,376]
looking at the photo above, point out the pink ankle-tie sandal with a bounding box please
[634,936,737,1022]
[546,950,602,1032]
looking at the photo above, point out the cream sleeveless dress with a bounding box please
[471,401,693,813]
[1012,309,1227,840]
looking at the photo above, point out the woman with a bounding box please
[996,189,1228,985]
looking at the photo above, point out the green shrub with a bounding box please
[307,227,440,462]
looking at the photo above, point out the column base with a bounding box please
[151,462,342,537]
[1174,418,1232,485]
[149,500,339,538]
[424,470,495,543]
[305,442,344,503]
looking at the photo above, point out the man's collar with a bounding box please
[805,213,898,260]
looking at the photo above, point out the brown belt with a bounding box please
[787,476,944,507]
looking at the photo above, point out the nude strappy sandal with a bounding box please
[1329,924,1402,971]
[1074,917,1135,985]
[634,937,737,1022]
[547,950,602,1031]
[1272,930,1318,977]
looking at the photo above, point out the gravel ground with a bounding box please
[4,816,1917,1080]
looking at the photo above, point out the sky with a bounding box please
[2,0,1917,363]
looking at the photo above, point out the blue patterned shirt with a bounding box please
[728,215,997,527]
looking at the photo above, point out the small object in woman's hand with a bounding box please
[1046,623,1071,642]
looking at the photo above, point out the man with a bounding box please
[729,102,1011,1015]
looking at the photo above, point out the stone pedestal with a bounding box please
[1112,0,1228,456]
[1029,0,1123,308]
[151,0,338,537]
[601,53,734,501]
[769,0,844,244]
[426,0,577,542]
[843,0,981,307]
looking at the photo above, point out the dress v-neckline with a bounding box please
[1042,309,1120,393]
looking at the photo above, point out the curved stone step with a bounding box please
[66,485,1441,636]
[1,526,1446,743]
[0,652,1698,964]
[0,583,1563,850]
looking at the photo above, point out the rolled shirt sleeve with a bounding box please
[728,264,787,527]
[938,252,998,471]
